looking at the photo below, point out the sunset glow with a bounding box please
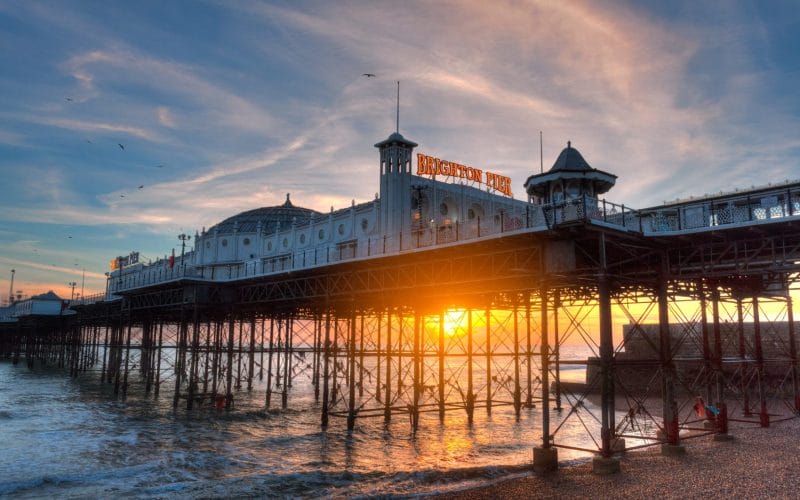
[1,2,799,301]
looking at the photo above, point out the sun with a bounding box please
[443,309,467,338]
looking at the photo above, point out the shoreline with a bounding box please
[436,418,800,499]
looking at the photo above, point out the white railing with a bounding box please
[107,184,800,295]
[107,197,643,294]
[641,184,800,234]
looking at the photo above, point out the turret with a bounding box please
[524,141,616,205]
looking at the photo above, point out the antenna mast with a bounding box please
[539,131,543,174]
[396,81,400,133]
[8,269,15,306]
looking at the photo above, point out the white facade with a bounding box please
[108,131,531,295]
[12,292,68,317]
[105,132,800,297]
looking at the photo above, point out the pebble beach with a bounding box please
[439,418,800,499]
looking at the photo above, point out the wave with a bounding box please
[0,462,159,496]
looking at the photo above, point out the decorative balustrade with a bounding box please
[107,183,800,296]
[641,183,800,234]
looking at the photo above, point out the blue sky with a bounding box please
[1,0,799,299]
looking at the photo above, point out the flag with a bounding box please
[169,248,175,268]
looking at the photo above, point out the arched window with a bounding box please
[566,181,580,199]
[552,184,564,203]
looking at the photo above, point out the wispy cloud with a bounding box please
[35,116,165,142]
[63,48,278,135]
[2,0,799,294]
[157,106,177,128]
[0,256,106,281]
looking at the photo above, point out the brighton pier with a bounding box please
[2,129,800,474]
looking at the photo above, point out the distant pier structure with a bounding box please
[3,129,800,475]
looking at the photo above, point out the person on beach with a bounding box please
[693,396,719,421]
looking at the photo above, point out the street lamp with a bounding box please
[68,281,77,301]
[178,233,191,272]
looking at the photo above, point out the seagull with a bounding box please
[65,97,73,102]
[118,143,125,150]
[362,73,376,78]
[120,194,125,198]
[138,185,144,189]
[86,140,92,144]
[67,236,72,239]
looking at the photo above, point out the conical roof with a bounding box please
[523,141,617,198]
[550,141,592,172]
[208,194,321,235]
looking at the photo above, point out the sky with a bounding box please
[1,0,799,301]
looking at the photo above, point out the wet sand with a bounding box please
[437,418,800,499]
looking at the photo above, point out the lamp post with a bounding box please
[8,269,14,306]
[178,233,191,273]
[68,281,77,301]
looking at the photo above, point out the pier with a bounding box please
[3,133,800,475]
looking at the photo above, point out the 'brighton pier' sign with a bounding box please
[416,153,513,197]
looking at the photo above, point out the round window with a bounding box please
[439,202,448,216]
[205,241,211,248]
[318,229,325,240]
[337,224,345,235]
[282,238,289,248]
[243,238,251,246]
[300,234,306,244]
[221,239,228,247]
[267,241,273,251]
[360,218,369,231]
[468,208,476,220]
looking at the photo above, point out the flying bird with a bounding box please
[86,140,92,144]
[155,164,163,168]
[118,143,125,150]
[138,185,144,189]
[120,194,125,198]
[362,73,376,78]
[65,97,73,102]
[67,236,72,239]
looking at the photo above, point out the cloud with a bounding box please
[157,106,177,128]
[3,0,800,298]
[63,49,278,135]
[35,116,165,142]
[0,255,106,280]
[0,128,28,147]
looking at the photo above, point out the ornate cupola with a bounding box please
[376,131,418,236]
[524,141,616,205]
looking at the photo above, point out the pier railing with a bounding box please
[107,195,639,293]
[69,292,108,306]
[641,182,800,234]
[108,183,800,295]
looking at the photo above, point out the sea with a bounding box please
[0,346,599,498]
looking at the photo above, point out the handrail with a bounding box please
[106,183,800,296]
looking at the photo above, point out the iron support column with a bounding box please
[753,296,769,427]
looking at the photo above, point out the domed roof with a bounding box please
[208,194,321,235]
[550,141,592,172]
